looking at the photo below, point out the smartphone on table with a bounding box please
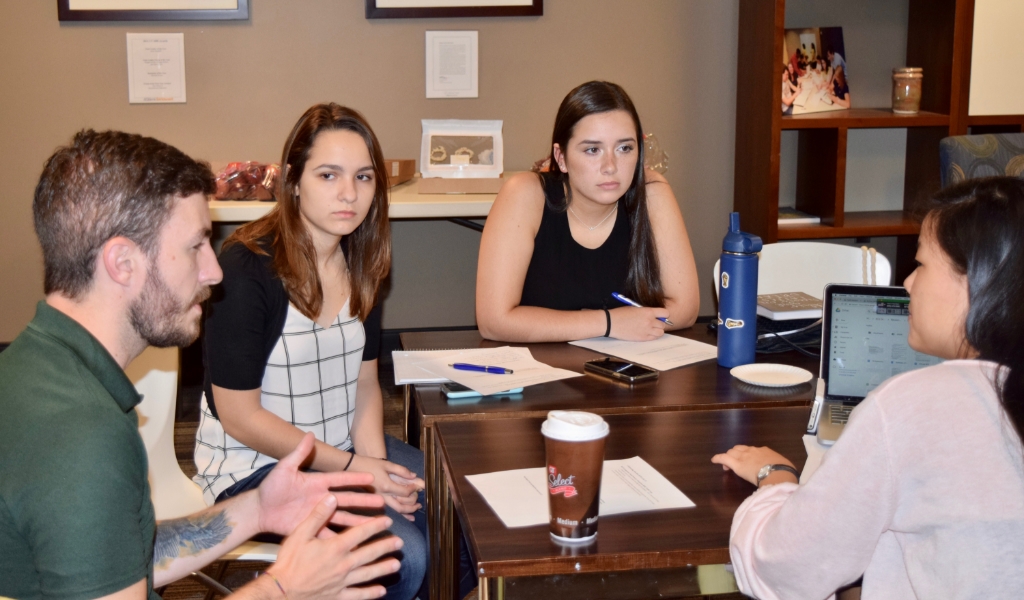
[440,381,524,398]
[584,358,659,383]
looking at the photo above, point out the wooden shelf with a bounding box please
[967,114,1024,127]
[777,210,921,239]
[781,109,950,130]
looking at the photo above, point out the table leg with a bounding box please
[478,576,505,600]
[402,384,411,443]
[426,425,458,599]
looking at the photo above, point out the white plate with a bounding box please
[730,363,813,388]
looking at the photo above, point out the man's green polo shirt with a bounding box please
[0,302,157,600]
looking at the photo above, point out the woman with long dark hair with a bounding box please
[712,176,1024,598]
[476,81,699,342]
[193,104,428,599]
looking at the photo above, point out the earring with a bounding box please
[430,146,447,163]
[453,147,474,160]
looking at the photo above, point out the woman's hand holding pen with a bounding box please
[608,306,668,341]
[350,455,425,521]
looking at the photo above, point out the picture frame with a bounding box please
[421,120,504,179]
[780,27,850,115]
[366,0,542,19]
[57,0,249,22]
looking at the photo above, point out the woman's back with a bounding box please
[730,360,1024,599]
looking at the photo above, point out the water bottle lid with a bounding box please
[722,212,763,254]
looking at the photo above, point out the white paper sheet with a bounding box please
[392,349,460,384]
[414,346,580,395]
[126,33,186,104]
[569,335,718,371]
[465,456,695,528]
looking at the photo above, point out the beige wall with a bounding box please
[0,0,741,339]
[970,0,1024,116]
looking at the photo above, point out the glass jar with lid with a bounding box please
[892,67,923,114]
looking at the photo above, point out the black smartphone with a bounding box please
[583,358,659,383]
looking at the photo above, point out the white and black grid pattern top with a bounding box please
[193,300,364,504]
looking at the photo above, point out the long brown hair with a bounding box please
[225,104,391,321]
[545,81,664,307]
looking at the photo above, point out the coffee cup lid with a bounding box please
[542,410,609,441]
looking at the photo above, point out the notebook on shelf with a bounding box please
[778,206,821,225]
[757,291,823,320]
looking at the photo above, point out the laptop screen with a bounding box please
[826,291,942,400]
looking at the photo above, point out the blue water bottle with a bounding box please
[717,212,762,368]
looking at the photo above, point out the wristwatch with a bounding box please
[756,464,800,488]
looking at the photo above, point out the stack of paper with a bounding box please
[569,335,717,371]
[392,349,462,384]
[392,346,580,395]
[465,456,695,528]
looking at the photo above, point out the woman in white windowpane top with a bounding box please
[712,176,1024,599]
[193,104,429,599]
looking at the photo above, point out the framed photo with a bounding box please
[421,120,504,179]
[780,27,850,115]
[57,0,249,22]
[366,0,542,19]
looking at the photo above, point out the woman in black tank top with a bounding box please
[476,81,700,342]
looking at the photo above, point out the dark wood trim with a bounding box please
[57,0,249,21]
[732,0,784,243]
[777,210,921,240]
[365,0,542,19]
[949,0,976,136]
[795,128,846,227]
[968,115,1024,127]
[780,109,949,130]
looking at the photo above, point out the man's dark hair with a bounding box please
[33,129,215,299]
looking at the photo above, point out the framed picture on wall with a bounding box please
[366,0,542,19]
[57,0,249,22]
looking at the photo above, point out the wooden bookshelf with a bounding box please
[733,0,1022,282]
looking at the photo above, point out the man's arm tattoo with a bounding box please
[154,509,235,569]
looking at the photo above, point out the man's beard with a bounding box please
[128,264,211,348]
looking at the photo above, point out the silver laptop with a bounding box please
[811,284,942,445]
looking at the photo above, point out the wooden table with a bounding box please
[434,408,810,599]
[400,327,819,599]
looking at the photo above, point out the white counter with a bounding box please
[209,175,502,222]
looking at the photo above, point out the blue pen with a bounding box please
[449,363,514,375]
[611,292,675,326]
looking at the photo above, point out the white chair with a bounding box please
[128,347,278,594]
[713,242,892,300]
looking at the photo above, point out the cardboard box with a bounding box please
[417,176,504,195]
[384,159,416,188]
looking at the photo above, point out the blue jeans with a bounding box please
[216,435,428,600]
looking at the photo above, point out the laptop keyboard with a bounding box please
[829,404,854,425]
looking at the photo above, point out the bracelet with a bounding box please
[343,452,355,471]
[263,571,287,599]
[603,308,612,338]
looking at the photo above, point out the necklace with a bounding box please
[568,203,617,231]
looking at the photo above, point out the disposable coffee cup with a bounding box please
[541,410,609,543]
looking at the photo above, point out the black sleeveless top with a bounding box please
[519,173,631,311]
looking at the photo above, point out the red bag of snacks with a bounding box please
[214,162,279,201]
